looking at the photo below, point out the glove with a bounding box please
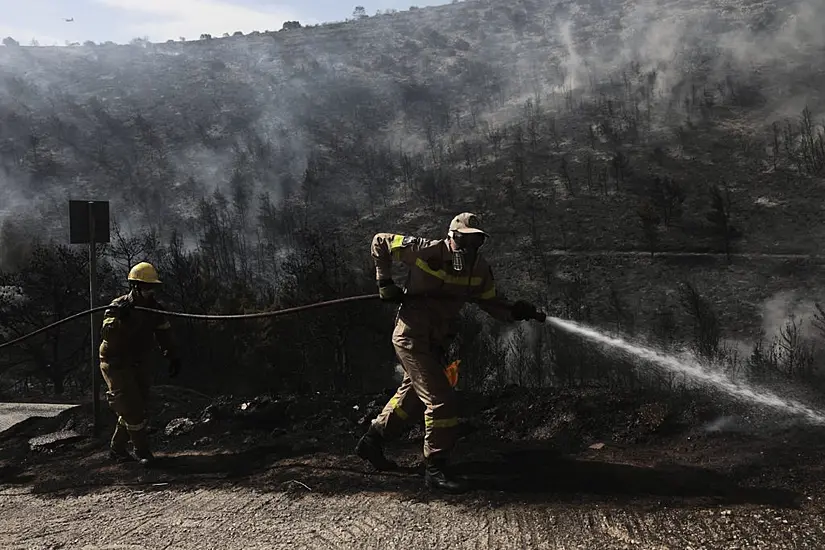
[377,279,404,303]
[168,357,181,378]
[512,300,538,321]
[112,300,133,320]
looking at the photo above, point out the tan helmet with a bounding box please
[128,262,162,284]
[448,212,489,237]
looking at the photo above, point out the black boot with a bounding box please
[109,421,134,463]
[129,428,155,467]
[425,455,468,494]
[355,426,398,471]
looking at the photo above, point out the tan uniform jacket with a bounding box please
[99,293,177,363]
[372,233,513,352]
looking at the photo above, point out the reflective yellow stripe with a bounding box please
[480,286,496,300]
[391,235,405,260]
[414,258,483,286]
[425,416,459,428]
[389,395,408,420]
[101,317,116,339]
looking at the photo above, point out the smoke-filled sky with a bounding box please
[0,0,449,46]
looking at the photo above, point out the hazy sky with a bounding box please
[0,0,449,46]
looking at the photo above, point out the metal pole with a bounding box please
[88,202,99,437]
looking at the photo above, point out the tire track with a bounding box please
[2,485,824,549]
[147,488,222,549]
[109,489,202,545]
[309,493,400,549]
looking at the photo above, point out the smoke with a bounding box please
[541,0,825,113]
[174,147,235,197]
[0,174,28,222]
[720,0,825,67]
[717,289,823,373]
[455,0,825,144]
[760,289,822,342]
[0,0,824,245]
[701,415,740,433]
[0,38,320,238]
[556,19,586,93]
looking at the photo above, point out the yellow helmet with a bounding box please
[128,262,162,284]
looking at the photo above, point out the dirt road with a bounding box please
[2,479,822,550]
[2,389,825,549]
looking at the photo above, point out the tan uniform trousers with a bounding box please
[372,343,458,459]
[100,359,153,450]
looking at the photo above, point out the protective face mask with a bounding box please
[452,249,466,272]
[450,233,483,273]
[135,287,155,300]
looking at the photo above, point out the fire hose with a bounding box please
[0,293,547,352]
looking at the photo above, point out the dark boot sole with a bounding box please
[355,441,399,472]
[109,450,136,463]
[425,476,468,494]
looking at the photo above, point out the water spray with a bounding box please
[4,293,825,427]
[543,316,825,427]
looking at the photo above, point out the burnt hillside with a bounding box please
[1,0,825,399]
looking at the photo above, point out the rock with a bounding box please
[164,417,195,436]
[199,396,235,423]
[28,430,83,451]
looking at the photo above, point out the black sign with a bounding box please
[69,200,110,244]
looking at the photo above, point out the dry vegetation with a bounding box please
[0,0,825,401]
[4,5,825,547]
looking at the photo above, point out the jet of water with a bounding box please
[545,316,825,426]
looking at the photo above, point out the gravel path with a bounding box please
[1,481,823,550]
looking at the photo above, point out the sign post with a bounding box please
[69,200,110,437]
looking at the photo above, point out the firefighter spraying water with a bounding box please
[4,214,825,497]
[354,212,545,493]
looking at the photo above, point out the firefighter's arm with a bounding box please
[100,309,120,342]
[371,233,431,280]
[476,268,545,323]
[476,268,515,322]
[153,306,182,377]
[153,321,178,359]
[151,303,179,360]
[372,233,435,302]
[100,298,130,342]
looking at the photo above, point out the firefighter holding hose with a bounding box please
[99,262,182,465]
[356,212,544,493]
